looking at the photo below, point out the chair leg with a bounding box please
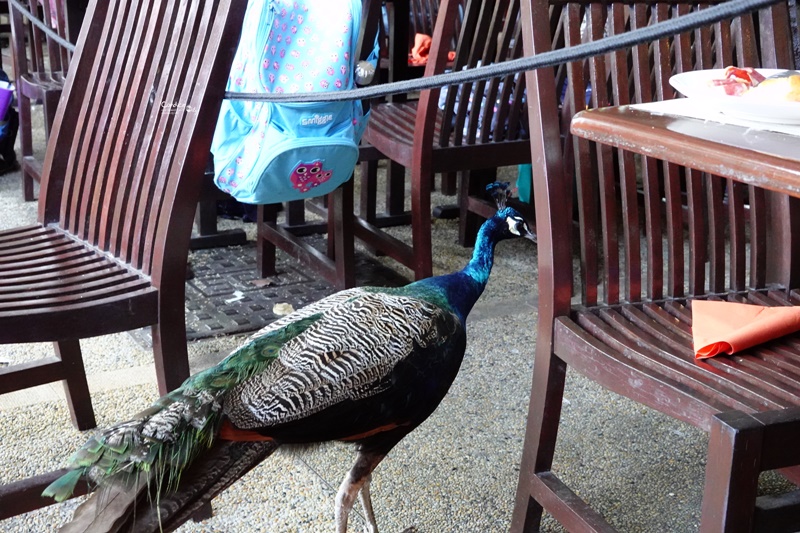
[699,411,763,533]
[54,339,96,431]
[359,159,379,225]
[331,179,355,289]
[151,296,191,395]
[441,171,457,196]
[410,160,433,280]
[358,159,379,255]
[18,93,35,202]
[458,169,495,247]
[385,160,406,217]
[510,346,569,533]
[257,204,280,278]
[43,89,61,137]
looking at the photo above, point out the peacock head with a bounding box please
[486,182,535,243]
[493,206,535,243]
[491,207,536,242]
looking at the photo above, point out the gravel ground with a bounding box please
[1,139,795,532]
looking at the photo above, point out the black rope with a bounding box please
[225,0,786,103]
[7,0,76,53]
[6,0,786,102]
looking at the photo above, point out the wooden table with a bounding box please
[570,102,800,196]
[570,99,800,283]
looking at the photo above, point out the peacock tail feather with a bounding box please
[42,314,321,503]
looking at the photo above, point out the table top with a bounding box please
[570,101,800,198]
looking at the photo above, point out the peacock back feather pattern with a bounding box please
[225,290,461,428]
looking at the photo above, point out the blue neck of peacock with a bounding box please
[463,219,498,287]
[420,217,499,324]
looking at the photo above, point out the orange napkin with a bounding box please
[692,300,800,359]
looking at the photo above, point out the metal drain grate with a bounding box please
[130,240,408,347]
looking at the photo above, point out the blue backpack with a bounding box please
[211,0,378,204]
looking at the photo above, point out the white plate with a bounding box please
[669,69,800,124]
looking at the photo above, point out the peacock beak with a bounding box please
[521,223,536,242]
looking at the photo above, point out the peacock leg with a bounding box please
[358,474,378,533]
[335,451,385,533]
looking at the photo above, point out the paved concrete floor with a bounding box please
[0,122,794,532]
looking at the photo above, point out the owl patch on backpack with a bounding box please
[290,160,333,193]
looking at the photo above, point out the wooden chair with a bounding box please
[512,0,800,531]
[364,0,455,224]
[361,0,532,280]
[0,0,245,439]
[0,0,246,518]
[8,0,72,201]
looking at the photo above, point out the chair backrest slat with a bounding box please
[73,0,134,244]
[727,179,747,291]
[497,26,526,140]
[129,0,208,269]
[630,6,654,104]
[39,0,246,279]
[664,160,685,298]
[411,0,439,36]
[58,0,123,234]
[472,0,515,143]
[642,155,664,301]
[443,0,484,146]
[40,0,62,72]
[564,3,596,305]
[706,174,726,293]
[609,4,644,302]
[685,168,706,296]
[749,185,768,289]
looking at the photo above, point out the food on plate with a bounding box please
[710,66,800,101]
[745,70,800,102]
[710,66,766,95]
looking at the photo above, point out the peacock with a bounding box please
[43,183,534,533]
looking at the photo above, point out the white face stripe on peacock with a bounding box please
[506,215,527,236]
